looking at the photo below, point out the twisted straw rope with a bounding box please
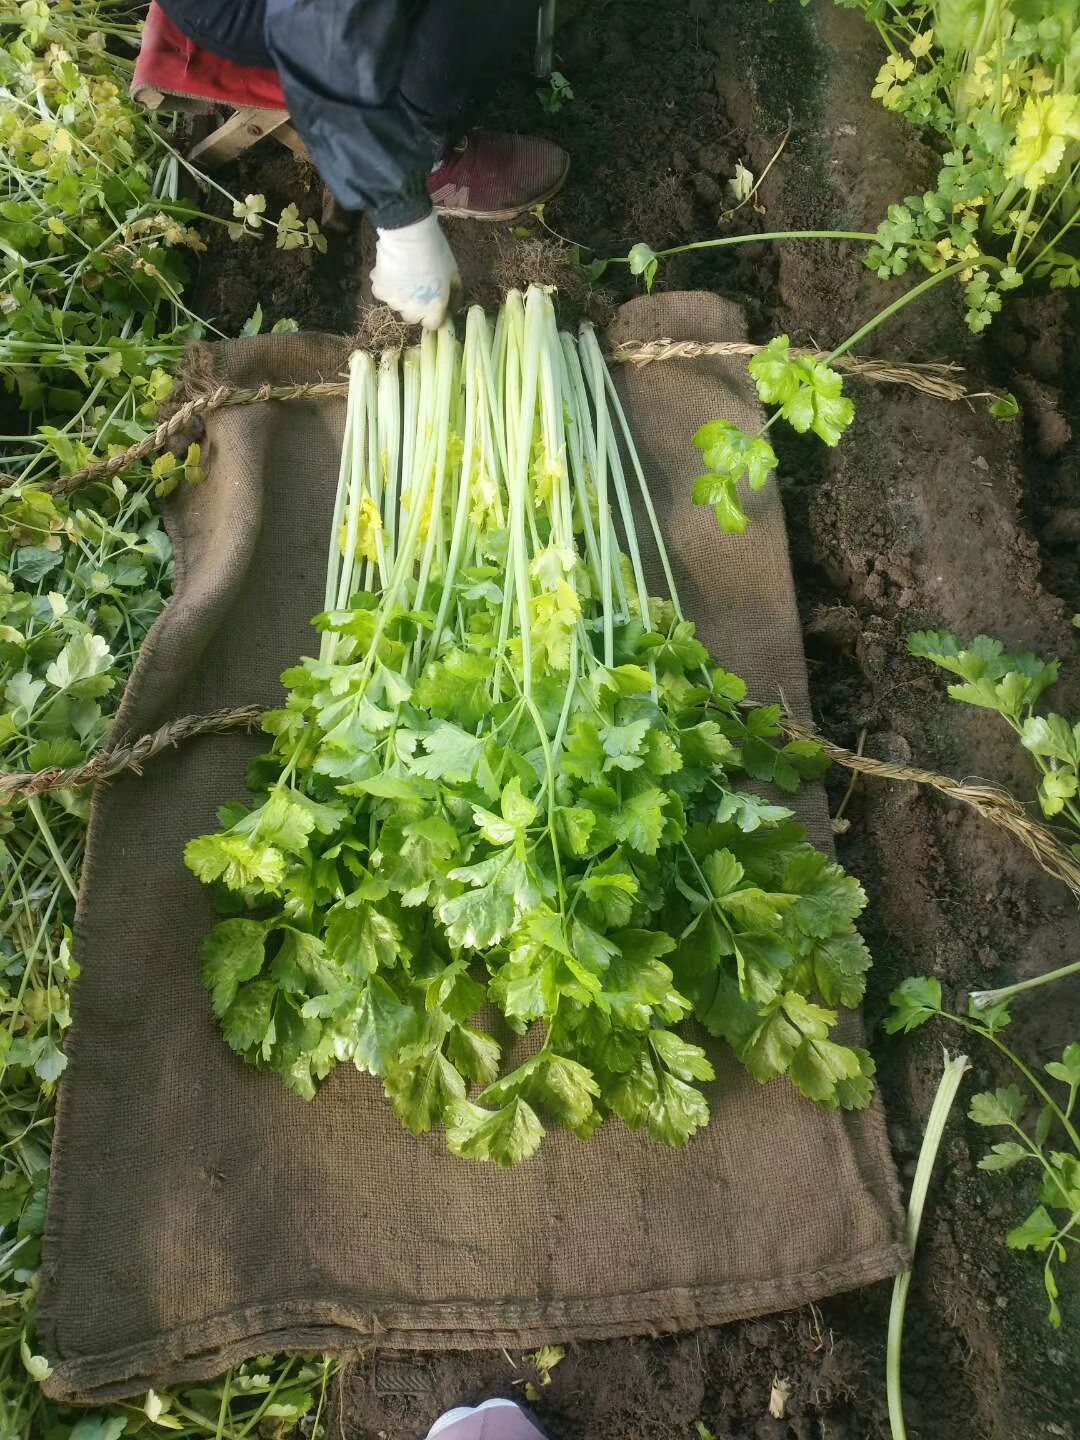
[1,338,997,499]
[4,705,1078,905]
[0,380,352,498]
[780,718,1080,904]
[609,338,978,401]
[0,707,263,801]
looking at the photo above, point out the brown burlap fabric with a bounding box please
[40,294,906,1402]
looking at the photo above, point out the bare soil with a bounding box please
[194,2,1080,1436]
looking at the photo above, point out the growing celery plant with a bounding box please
[598,0,1076,534]
[909,629,1080,1007]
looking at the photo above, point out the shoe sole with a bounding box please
[432,156,570,222]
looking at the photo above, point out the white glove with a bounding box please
[370,211,460,329]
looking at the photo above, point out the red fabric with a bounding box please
[132,1,287,111]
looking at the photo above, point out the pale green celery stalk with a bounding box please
[349,351,385,594]
[320,350,366,663]
[485,300,512,564]
[545,326,578,564]
[396,345,420,562]
[546,334,594,756]
[560,331,631,623]
[535,305,581,636]
[429,341,462,594]
[504,289,547,697]
[26,798,77,902]
[378,347,402,568]
[585,322,615,667]
[367,351,388,588]
[492,292,528,700]
[501,291,525,507]
[414,326,440,493]
[588,328,686,618]
[535,313,567,536]
[459,316,490,575]
[475,309,509,530]
[472,310,507,554]
[579,335,652,633]
[428,306,486,661]
[887,1050,971,1440]
[557,334,604,596]
[357,329,443,690]
[504,286,542,565]
[536,319,588,689]
[493,298,510,428]
[393,327,443,567]
[335,350,372,611]
[971,959,1080,1010]
[410,327,460,636]
[521,292,572,885]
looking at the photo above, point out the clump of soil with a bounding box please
[190,1,1080,1435]
[193,148,365,334]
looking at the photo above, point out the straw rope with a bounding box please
[1,338,999,498]
[0,380,353,498]
[4,704,1078,905]
[609,337,983,402]
[0,708,263,802]
[780,717,1080,904]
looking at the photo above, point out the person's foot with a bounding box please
[425,1398,548,1440]
[427,131,569,220]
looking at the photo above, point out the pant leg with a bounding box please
[399,0,535,131]
[169,0,536,226]
[265,0,434,226]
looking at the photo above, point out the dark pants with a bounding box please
[158,0,529,140]
[159,1,533,222]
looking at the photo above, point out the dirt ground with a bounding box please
[194,2,1080,1436]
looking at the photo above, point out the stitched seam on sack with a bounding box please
[44,1240,910,1397]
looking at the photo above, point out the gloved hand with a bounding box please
[370,211,460,329]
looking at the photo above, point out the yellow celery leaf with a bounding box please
[1005,94,1080,191]
[532,580,581,669]
[871,55,915,109]
[529,544,577,591]
[338,496,383,563]
[401,472,436,538]
[530,444,567,506]
[469,463,500,528]
[357,496,384,564]
[445,430,465,472]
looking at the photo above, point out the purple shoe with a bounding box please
[425,1398,548,1440]
[426,131,569,220]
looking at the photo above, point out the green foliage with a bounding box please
[886,977,1080,1327]
[748,339,856,445]
[0,6,332,1437]
[884,975,944,1032]
[627,241,659,291]
[909,630,1080,832]
[844,0,1079,309]
[191,604,874,1159]
[537,70,574,114]
[688,345,853,535]
[691,420,777,534]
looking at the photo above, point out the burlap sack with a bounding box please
[40,294,906,1402]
